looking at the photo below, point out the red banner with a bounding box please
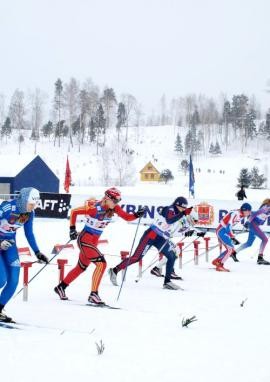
[64,156,71,193]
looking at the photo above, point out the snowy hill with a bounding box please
[0,124,269,202]
[1,126,270,382]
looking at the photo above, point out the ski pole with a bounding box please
[135,235,188,283]
[116,216,142,301]
[134,238,170,283]
[15,239,72,297]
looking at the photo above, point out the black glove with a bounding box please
[183,207,193,216]
[231,237,241,245]
[35,251,49,264]
[197,231,206,237]
[244,222,250,230]
[70,226,78,240]
[134,207,145,218]
[185,230,194,237]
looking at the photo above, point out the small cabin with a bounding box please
[139,161,160,182]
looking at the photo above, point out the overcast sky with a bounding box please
[0,0,270,113]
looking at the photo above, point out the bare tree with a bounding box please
[133,102,144,143]
[110,134,136,186]
[54,78,64,147]
[121,93,137,141]
[9,89,26,155]
[28,88,47,154]
[63,77,80,150]
[100,87,117,142]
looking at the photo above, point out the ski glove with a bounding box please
[183,207,193,216]
[0,239,15,250]
[185,230,194,237]
[231,237,241,245]
[244,222,250,230]
[69,226,78,240]
[197,231,206,237]
[134,207,145,218]
[35,251,49,264]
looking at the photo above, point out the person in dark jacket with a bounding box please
[236,185,247,201]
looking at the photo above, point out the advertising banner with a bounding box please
[69,194,270,232]
[35,193,71,218]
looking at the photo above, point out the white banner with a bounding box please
[70,194,270,232]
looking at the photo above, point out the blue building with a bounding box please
[0,155,59,194]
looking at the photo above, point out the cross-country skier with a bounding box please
[108,196,193,290]
[212,203,252,272]
[0,188,48,323]
[234,198,270,265]
[54,187,144,306]
[150,210,206,279]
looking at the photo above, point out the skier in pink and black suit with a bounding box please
[212,203,252,272]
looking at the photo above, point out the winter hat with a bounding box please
[173,196,188,208]
[16,187,40,213]
[240,202,252,212]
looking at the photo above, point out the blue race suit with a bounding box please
[114,204,185,283]
[0,199,39,306]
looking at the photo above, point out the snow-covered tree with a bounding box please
[174,133,183,155]
[237,168,252,188]
[160,169,174,184]
[250,167,266,189]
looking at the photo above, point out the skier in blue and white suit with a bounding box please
[109,196,193,290]
[235,198,270,265]
[0,187,48,323]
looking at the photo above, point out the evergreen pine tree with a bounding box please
[209,142,215,154]
[1,117,12,138]
[265,111,270,139]
[89,117,96,143]
[250,167,266,189]
[116,102,126,141]
[94,104,106,154]
[174,133,183,154]
[214,141,222,154]
[244,109,257,142]
[185,130,192,154]
[237,168,252,188]
[42,121,53,137]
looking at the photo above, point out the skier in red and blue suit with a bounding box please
[0,187,48,323]
[235,198,270,265]
[108,196,193,290]
[212,203,252,272]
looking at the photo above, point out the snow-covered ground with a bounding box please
[1,126,270,381]
[1,215,270,382]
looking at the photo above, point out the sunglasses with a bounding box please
[106,195,121,204]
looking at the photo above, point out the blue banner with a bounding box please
[189,154,195,197]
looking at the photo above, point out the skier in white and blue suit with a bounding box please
[0,187,48,323]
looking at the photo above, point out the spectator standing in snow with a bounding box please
[108,196,193,290]
[236,185,247,201]
[0,188,48,323]
[54,187,144,306]
[234,198,270,265]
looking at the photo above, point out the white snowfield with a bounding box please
[1,215,270,382]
